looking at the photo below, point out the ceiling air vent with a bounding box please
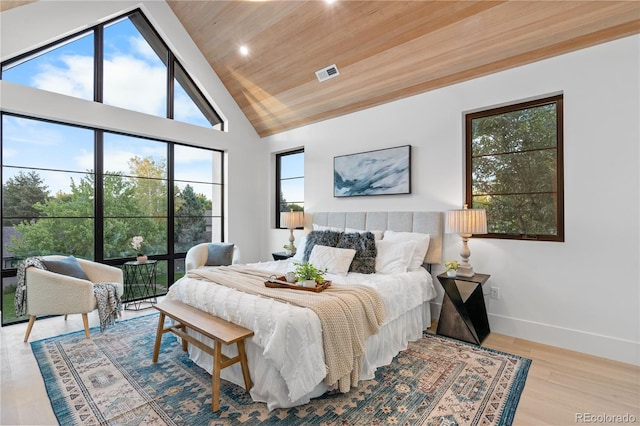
[315,64,340,82]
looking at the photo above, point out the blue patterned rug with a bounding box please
[32,313,530,425]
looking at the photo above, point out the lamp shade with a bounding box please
[446,206,487,235]
[281,210,304,230]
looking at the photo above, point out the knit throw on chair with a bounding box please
[14,257,122,332]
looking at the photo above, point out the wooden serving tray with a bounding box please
[264,276,331,292]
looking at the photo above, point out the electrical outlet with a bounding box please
[490,287,500,300]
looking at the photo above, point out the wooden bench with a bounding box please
[152,300,254,412]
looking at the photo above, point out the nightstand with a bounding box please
[436,272,490,345]
[272,251,294,261]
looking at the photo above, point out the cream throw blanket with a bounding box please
[187,265,386,392]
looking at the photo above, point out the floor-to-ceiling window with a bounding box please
[0,8,226,325]
[0,113,224,325]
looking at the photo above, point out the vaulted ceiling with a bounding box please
[3,1,639,138]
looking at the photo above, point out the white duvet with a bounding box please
[165,259,436,410]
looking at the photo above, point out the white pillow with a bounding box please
[382,230,430,271]
[345,227,383,241]
[292,234,307,261]
[313,224,344,232]
[308,244,356,276]
[375,239,416,274]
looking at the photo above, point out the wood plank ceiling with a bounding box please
[166,0,639,137]
[3,1,639,137]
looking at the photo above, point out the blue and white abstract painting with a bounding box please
[334,145,411,197]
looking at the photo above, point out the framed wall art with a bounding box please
[334,145,411,197]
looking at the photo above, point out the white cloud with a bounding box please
[129,35,159,61]
[75,150,94,171]
[2,147,17,160]
[33,55,94,100]
[103,55,166,116]
[103,149,137,174]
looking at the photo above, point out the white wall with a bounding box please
[0,1,267,263]
[264,35,640,366]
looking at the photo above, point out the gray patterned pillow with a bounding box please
[303,230,377,274]
[303,230,342,262]
[338,232,377,274]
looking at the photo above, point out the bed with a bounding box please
[165,211,443,410]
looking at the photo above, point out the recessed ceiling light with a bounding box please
[325,0,336,4]
[239,45,249,56]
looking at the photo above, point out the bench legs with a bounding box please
[152,312,252,412]
[212,341,222,412]
[152,312,165,363]
[238,340,252,392]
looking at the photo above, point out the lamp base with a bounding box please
[456,264,474,277]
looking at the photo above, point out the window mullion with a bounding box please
[95,130,104,261]
[94,25,103,103]
[167,52,174,120]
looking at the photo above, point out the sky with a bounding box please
[1,12,304,205]
[1,14,219,198]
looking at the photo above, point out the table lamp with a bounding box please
[446,204,487,277]
[280,208,304,254]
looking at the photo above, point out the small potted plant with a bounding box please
[444,260,459,277]
[283,243,296,255]
[293,261,327,288]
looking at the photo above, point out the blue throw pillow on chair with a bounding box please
[42,255,90,280]
[205,244,235,266]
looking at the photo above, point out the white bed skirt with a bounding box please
[183,301,432,410]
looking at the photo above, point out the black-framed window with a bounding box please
[465,94,564,241]
[1,113,224,325]
[276,149,304,228]
[1,9,223,130]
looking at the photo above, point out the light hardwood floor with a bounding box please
[1,307,638,425]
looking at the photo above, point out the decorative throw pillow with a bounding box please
[338,231,377,274]
[303,230,342,261]
[375,239,416,274]
[205,243,235,266]
[41,255,89,280]
[382,230,431,271]
[308,245,356,276]
[292,234,308,261]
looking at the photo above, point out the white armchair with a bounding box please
[23,256,124,342]
[185,243,240,272]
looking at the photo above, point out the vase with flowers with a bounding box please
[131,236,147,263]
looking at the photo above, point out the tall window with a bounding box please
[276,149,304,228]
[465,95,564,241]
[1,113,224,325]
[1,9,223,130]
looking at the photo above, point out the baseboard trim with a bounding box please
[428,301,639,366]
[488,313,639,366]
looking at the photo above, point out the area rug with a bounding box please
[32,313,530,425]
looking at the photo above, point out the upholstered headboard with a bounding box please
[309,211,443,266]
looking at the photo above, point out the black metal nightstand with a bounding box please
[436,272,491,345]
[272,251,294,261]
